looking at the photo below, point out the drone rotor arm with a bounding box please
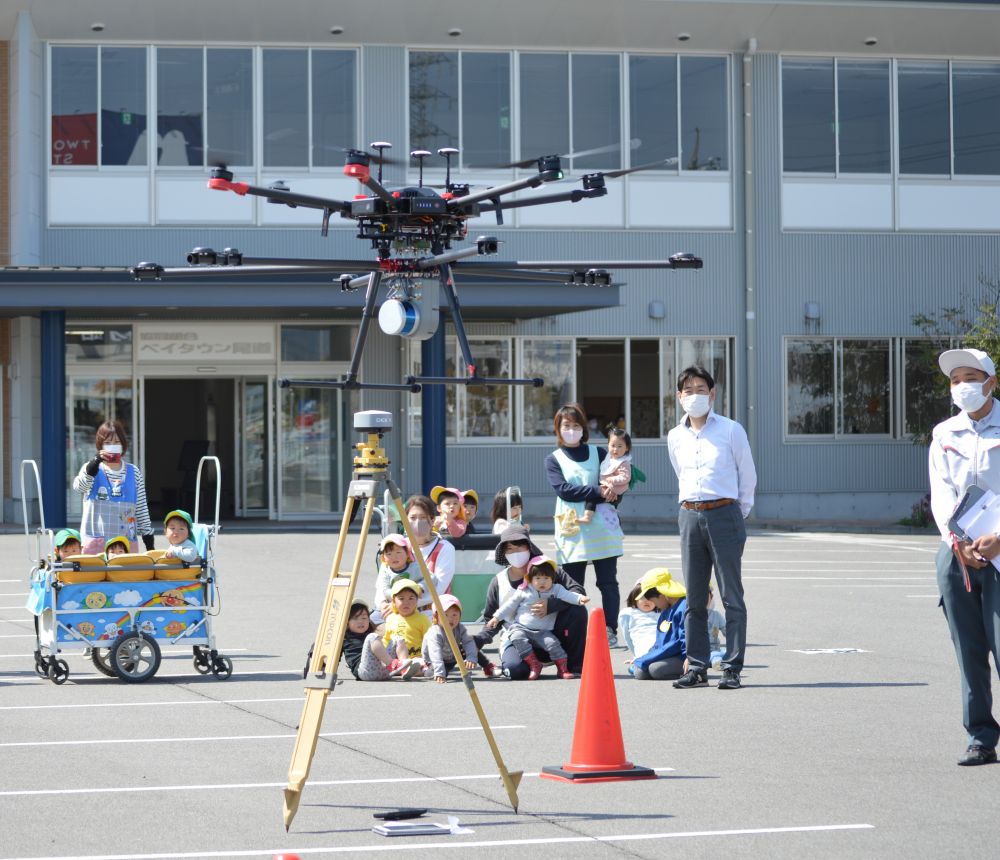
[209,178,352,215]
[447,169,558,210]
[476,186,606,212]
[129,263,376,281]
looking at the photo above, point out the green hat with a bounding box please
[163,509,194,529]
[105,536,131,554]
[54,528,81,548]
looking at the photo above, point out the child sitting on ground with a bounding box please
[491,488,528,534]
[371,534,415,625]
[618,577,661,669]
[104,536,131,559]
[382,579,431,679]
[430,486,467,538]
[162,509,201,563]
[579,428,632,524]
[340,599,398,682]
[421,594,478,683]
[631,567,688,681]
[487,555,589,680]
[53,529,82,561]
[461,489,479,533]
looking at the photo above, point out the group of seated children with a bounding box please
[425,485,528,537]
[51,509,201,567]
[617,567,725,681]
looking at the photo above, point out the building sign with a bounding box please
[136,324,275,363]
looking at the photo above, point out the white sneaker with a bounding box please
[606,626,619,649]
[400,659,423,680]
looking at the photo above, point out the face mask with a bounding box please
[102,444,123,455]
[561,428,583,445]
[679,393,712,418]
[952,381,992,414]
[505,550,531,568]
[408,518,431,539]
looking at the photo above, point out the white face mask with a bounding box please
[561,427,583,445]
[679,393,712,418]
[408,518,431,539]
[952,381,992,414]
[505,550,531,569]
[102,444,123,455]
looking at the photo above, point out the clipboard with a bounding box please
[949,485,987,542]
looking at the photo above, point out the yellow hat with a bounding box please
[390,578,423,598]
[639,567,686,600]
[429,486,466,519]
[461,489,479,506]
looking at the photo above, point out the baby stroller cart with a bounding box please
[23,456,232,684]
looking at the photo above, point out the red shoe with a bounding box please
[483,661,499,677]
[524,652,543,681]
[387,659,406,676]
[555,658,575,680]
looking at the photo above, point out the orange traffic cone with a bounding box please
[541,607,656,783]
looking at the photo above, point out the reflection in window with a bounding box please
[782,58,835,173]
[410,51,458,156]
[576,340,625,436]
[461,53,510,168]
[280,326,353,362]
[904,338,953,436]
[839,339,891,434]
[629,340,661,439]
[65,325,133,362]
[675,337,731,423]
[837,61,890,174]
[520,54,570,164]
[51,47,97,166]
[522,340,574,438]
[101,47,147,166]
[786,339,834,434]
[312,50,357,167]
[572,55,621,170]
[898,62,950,175]
[207,48,253,166]
[952,63,1000,175]
[157,47,204,166]
[681,56,729,171]
[263,50,308,167]
[629,55,678,169]
[281,386,338,513]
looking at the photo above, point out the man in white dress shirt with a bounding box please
[929,348,1000,766]
[667,366,757,690]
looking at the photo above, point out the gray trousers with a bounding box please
[936,542,1000,749]
[504,626,567,662]
[634,657,684,680]
[678,503,747,672]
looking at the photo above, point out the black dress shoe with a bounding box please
[672,669,708,689]
[958,744,997,766]
[718,668,742,689]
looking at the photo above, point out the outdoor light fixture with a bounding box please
[90,22,105,32]
[677,32,691,42]
[648,300,666,320]
[329,26,345,35]
[804,301,821,331]
[864,37,878,46]
[448,27,462,37]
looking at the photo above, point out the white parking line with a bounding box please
[0,648,250,659]
[0,724,526,749]
[0,634,33,638]
[0,693,411,712]
[0,823,874,859]
[744,576,932,581]
[0,768,674,798]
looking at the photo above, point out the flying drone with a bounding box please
[131,143,703,392]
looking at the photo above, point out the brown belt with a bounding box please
[681,498,736,511]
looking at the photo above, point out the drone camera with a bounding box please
[353,410,393,434]
[476,236,499,255]
[221,248,242,266]
[582,173,606,191]
[187,247,218,266]
[131,262,164,281]
[669,252,704,270]
[209,166,234,183]
[537,155,564,182]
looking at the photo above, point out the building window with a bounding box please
[782,57,890,174]
[280,326,353,362]
[51,46,147,167]
[786,337,956,440]
[311,50,357,168]
[952,63,1000,176]
[157,47,204,166]
[520,54,569,166]
[207,48,254,167]
[628,55,677,168]
[520,338,575,440]
[898,61,950,175]
[407,337,513,443]
[65,325,133,362]
[681,55,729,171]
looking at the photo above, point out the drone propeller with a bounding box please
[601,155,680,178]
[499,138,642,170]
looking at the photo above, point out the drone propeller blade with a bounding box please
[499,138,641,170]
[602,156,680,179]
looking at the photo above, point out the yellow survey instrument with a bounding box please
[282,410,521,830]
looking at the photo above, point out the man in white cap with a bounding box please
[929,347,1000,766]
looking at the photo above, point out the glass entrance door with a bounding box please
[238,378,271,516]
[278,384,343,516]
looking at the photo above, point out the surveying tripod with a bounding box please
[282,410,522,830]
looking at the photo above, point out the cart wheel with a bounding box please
[33,654,47,678]
[211,655,233,680]
[110,633,161,683]
[47,659,70,685]
[193,647,211,675]
[90,648,117,678]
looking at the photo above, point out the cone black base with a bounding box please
[541,763,657,783]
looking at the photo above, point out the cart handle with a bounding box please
[20,459,52,563]
[194,456,222,528]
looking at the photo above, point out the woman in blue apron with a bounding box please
[71,420,155,555]
[545,403,625,647]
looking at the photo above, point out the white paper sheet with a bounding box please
[956,489,1000,572]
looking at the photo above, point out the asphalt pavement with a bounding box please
[0,528,995,860]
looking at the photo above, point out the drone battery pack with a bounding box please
[351,198,387,216]
[406,197,448,215]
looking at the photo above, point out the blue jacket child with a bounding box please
[632,568,688,675]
